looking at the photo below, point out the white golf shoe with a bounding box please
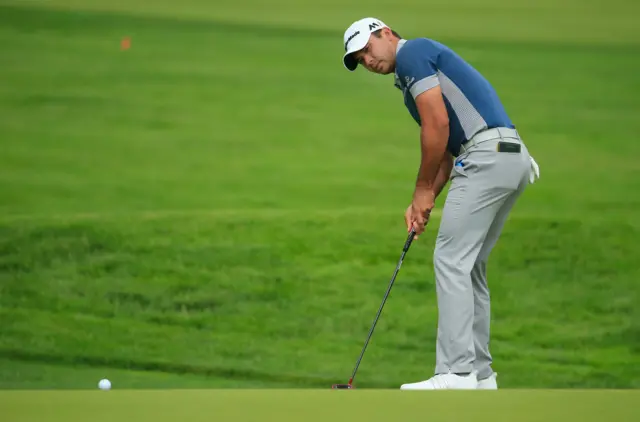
[400,371,478,390]
[477,373,498,390]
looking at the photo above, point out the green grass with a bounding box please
[0,359,250,389]
[2,390,639,422]
[1,0,640,391]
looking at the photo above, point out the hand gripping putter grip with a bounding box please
[332,227,417,389]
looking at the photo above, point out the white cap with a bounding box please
[342,17,389,71]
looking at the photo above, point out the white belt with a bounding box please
[459,127,521,154]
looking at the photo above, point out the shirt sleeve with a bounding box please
[395,39,440,99]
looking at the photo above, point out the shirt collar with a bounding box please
[394,39,407,89]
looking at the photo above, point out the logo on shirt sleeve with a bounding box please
[405,76,415,88]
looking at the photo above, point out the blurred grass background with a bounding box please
[0,0,639,389]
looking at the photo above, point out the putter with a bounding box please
[332,227,417,389]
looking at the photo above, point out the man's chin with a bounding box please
[366,64,392,75]
[378,64,394,75]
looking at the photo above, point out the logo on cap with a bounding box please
[344,31,360,51]
[369,22,381,30]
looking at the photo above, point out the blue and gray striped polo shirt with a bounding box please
[393,38,514,156]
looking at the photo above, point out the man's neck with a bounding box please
[391,37,400,51]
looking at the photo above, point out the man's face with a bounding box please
[352,29,397,75]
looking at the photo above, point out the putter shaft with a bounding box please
[348,227,416,385]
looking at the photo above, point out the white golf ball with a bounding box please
[98,379,111,390]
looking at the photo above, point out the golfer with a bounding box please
[341,17,539,390]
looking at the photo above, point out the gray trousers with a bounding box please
[434,127,531,380]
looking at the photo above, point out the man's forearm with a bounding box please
[414,124,449,196]
[433,154,453,198]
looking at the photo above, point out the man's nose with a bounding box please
[364,55,375,67]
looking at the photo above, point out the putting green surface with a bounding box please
[2,390,639,422]
[1,0,639,390]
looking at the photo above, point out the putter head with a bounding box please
[331,383,353,389]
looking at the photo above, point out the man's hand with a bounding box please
[405,188,435,239]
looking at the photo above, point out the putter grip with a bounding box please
[403,228,416,252]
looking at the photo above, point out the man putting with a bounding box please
[341,18,539,390]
